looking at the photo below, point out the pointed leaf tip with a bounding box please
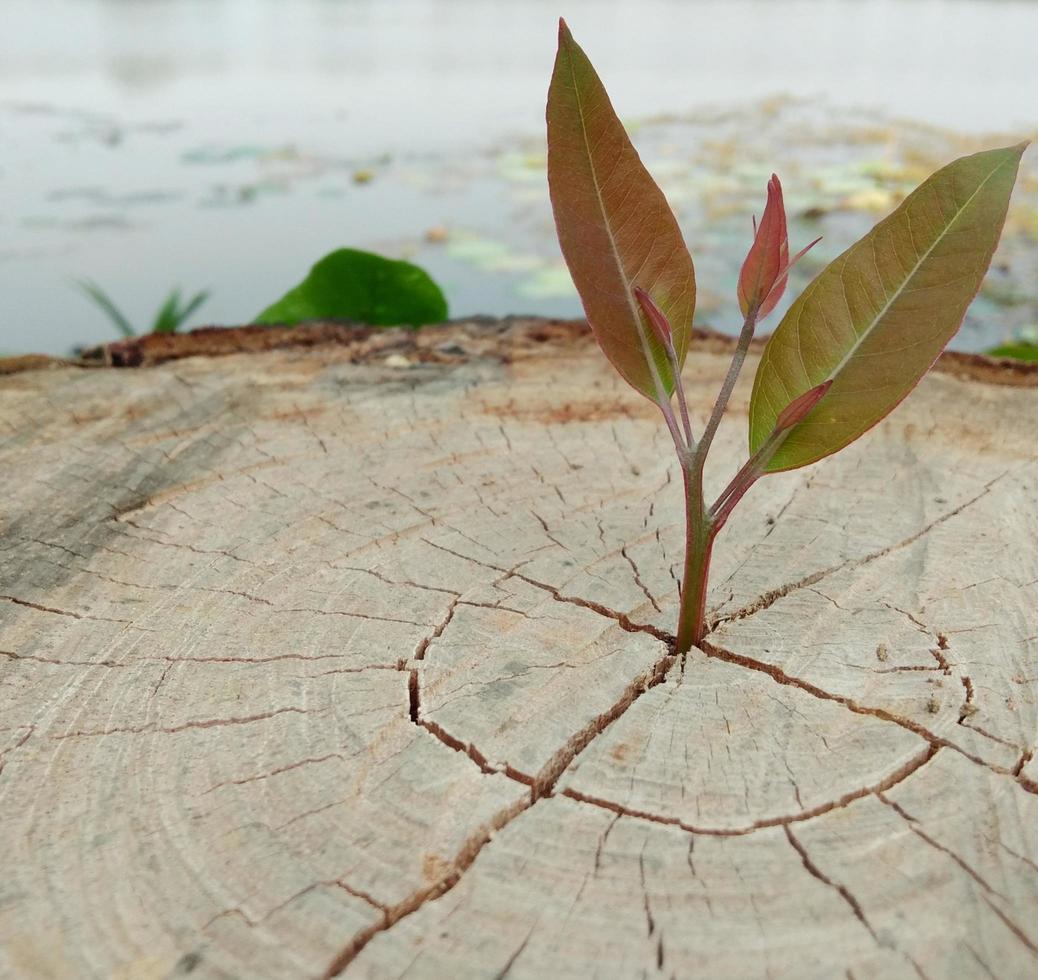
[546,23,696,402]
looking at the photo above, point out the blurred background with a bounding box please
[2,0,1037,355]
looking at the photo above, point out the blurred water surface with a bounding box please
[2,0,1037,353]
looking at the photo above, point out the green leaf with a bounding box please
[149,287,210,334]
[987,342,1038,362]
[76,279,136,338]
[750,143,1026,472]
[546,19,696,403]
[152,289,184,334]
[256,248,447,327]
[173,289,212,329]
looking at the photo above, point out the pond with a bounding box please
[2,0,1037,355]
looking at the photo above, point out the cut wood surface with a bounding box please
[1,318,1036,980]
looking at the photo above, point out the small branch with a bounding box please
[710,380,832,530]
[696,308,758,461]
[710,468,762,536]
[656,393,690,461]
[665,344,695,450]
[633,315,689,459]
[709,445,771,531]
[709,427,795,534]
[631,284,695,454]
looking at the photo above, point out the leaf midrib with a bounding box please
[564,47,666,400]
[813,153,1013,387]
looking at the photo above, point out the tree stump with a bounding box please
[1,318,1036,980]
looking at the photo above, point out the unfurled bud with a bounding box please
[738,174,820,320]
[773,380,833,432]
[634,285,674,350]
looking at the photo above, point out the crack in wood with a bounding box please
[1,649,126,668]
[0,594,131,624]
[413,705,500,778]
[421,538,672,641]
[637,845,667,972]
[320,795,529,978]
[333,879,391,919]
[879,794,1038,956]
[512,571,672,643]
[996,839,1038,876]
[620,544,662,614]
[2,651,402,671]
[491,922,537,980]
[700,639,1036,793]
[337,565,462,599]
[961,722,1021,752]
[784,826,878,942]
[205,875,391,934]
[413,597,460,661]
[713,475,1005,629]
[561,743,938,837]
[530,509,567,551]
[51,705,318,740]
[322,646,677,976]
[201,753,353,795]
[0,726,34,780]
[114,519,262,566]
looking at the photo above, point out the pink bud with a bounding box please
[738,175,787,318]
[774,380,833,432]
[738,175,820,321]
[634,285,674,349]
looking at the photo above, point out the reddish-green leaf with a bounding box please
[750,143,1026,472]
[546,19,696,402]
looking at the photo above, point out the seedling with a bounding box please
[76,280,210,338]
[546,19,1025,653]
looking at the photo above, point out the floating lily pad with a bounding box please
[495,152,546,184]
[256,248,447,327]
[445,233,542,273]
[515,265,575,299]
[987,341,1038,361]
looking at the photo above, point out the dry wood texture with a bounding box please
[1,318,1036,980]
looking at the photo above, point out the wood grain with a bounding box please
[0,319,1035,979]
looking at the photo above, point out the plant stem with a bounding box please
[670,306,775,653]
[709,445,769,528]
[658,394,689,461]
[634,318,690,460]
[674,459,713,654]
[665,343,695,449]
[697,308,758,458]
[710,464,762,535]
[710,421,797,531]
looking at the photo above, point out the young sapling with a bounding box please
[545,19,1026,654]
